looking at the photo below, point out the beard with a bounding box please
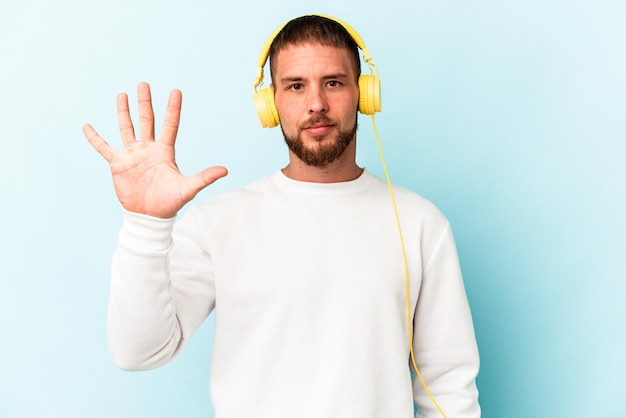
[281,115,358,167]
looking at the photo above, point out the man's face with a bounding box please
[272,43,360,167]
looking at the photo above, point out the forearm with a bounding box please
[413,223,480,417]
[107,211,182,370]
[413,347,480,417]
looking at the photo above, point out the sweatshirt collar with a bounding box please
[270,168,374,195]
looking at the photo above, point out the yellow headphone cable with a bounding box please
[370,114,447,418]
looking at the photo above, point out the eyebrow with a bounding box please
[279,73,350,85]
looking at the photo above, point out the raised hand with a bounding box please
[84,82,228,218]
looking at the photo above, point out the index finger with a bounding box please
[117,92,136,144]
[159,89,182,146]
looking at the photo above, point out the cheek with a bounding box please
[341,96,360,120]
[276,102,292,121]
[275,95,297,120]
[275,103,299,133]
[343,89,360,115]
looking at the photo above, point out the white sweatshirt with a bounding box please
[109,169,480,418]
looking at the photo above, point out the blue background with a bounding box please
[1,0,624,417]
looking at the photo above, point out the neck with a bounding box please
[282,144,362,183]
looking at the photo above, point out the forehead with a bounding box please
[271,42,357,79]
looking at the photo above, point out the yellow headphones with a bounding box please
[252,15,382,128]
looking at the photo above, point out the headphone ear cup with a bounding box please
[358,75,381,115]
[254,87,280,128]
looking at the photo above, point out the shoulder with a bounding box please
[175,175,279,233]
[195,175,277,209]
[366,172,449,226]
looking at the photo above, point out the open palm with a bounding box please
[84,83,227,218]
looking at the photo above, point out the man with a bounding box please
[84,15,480,418]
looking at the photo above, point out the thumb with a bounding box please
[187,166,229,196]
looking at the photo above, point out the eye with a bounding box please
[326,80,341,87]
[288,83,303,91]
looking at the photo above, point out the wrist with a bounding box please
[118,209,176,253]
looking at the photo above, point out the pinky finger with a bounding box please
[83,124,115,163]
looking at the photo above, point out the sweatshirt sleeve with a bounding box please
[412,222,480,417]
[108,208,216,371]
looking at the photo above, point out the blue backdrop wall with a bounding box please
[1,0,624,417]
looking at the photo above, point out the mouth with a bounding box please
[301,117,336,138]
[303,123,335,137]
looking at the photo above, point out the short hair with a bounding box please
[268,15,361,83]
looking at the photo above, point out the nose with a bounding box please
[308,86,328,114]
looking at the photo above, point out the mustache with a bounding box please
[298,115,336,130]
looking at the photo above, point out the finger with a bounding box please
[137,82,155,141]
[186,166,229,196]
[83,124,115,163]
[160,89,182,146]
[117,92,136,144]
[201,166,229,185]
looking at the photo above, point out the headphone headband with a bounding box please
[254,14,376,92]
